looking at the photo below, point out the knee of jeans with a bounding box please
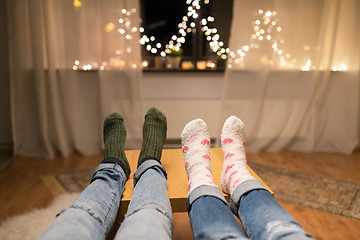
[263,220,312,240]
[125,204,172,222]
[57,205,104,225]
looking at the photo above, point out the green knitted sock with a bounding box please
[138,108,167,165]
[103,112,130,178]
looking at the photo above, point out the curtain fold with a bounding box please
[220,0,359,153]
[8,0,143,158]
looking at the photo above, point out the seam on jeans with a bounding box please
[58,205,104,225]
[102,175,121,231]
[124,204,172,222]
[103,190,117,225]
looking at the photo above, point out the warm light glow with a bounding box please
[73,0,82,9]
[301,59,312,71]
[105,23,115,32]
[227,8,297,69]
[332,64,347,71]
[142,60,149,68]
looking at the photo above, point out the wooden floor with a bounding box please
[1,150,360,240]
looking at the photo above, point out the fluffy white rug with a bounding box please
[0,193,79,240]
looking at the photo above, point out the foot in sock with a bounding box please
[220,116,254,195]
[181,119,217,195]
[103,112,131,178]
[137,108,167,166]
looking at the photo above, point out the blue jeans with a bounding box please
[38,159,172,240]
[188,180,313,240]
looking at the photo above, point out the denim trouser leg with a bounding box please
[114,159,172,240]
[187,185,248,240]
[38,163,126,240]
[231,179,313,240]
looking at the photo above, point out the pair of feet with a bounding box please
[103,108,167,179]
[182,116,254,196]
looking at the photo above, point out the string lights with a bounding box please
[139,0,207,57]
[227,9,297,69]
[332,64,347,71]
[74,8,141,70]
[73,1,347,71]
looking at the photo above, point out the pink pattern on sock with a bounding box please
[188,181,192,190]
[243,141,246,147]
[225,164,235,174]
[183,146,189,153]
[235,157,245,162]
[189,149,201,156]
[222,138,233,144]
[187,161,202,170]
[185,162,189,169]
[206,174,212,178]
[235,130,241,136]
[241,172,251,176]
[202,154,211,161]
[190,133,199,141]
[201,139,210,145]
[228,171,238,181]
[205,166,212,173]
[224,153,234,160]
[232,179,241,190]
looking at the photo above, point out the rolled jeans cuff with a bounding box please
[230,179,268,215]
[187,185,228,212]
[92,163,128,183]
[133,159,167,186]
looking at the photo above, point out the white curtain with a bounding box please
[7,0,143,158]
[220,0,360,153]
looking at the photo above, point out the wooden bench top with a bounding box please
[120,148,272,213]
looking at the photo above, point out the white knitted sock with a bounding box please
[181,119,217,195]
[220,116,255,195]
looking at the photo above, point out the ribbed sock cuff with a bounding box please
[101,157,130,178]
[229,179,268,215]
[187,185,228,212]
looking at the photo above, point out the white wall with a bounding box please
[143,72,224,143]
